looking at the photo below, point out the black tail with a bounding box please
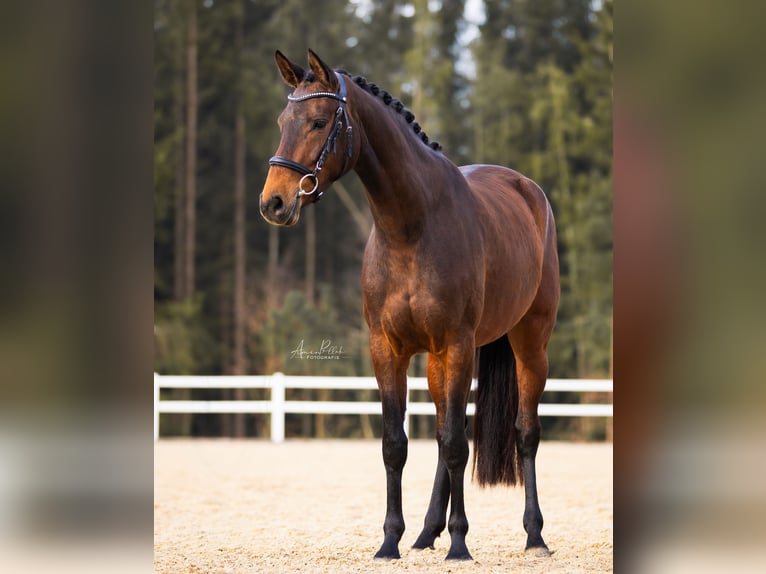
[472,335,523,487]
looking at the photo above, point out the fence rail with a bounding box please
[154,373,613,442]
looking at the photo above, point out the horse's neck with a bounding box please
[351,93,444,244]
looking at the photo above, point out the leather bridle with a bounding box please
[268,72,353,204]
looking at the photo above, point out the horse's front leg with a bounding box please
[371,333,410,560]
[412,353,450,551]
[441,336,475,560]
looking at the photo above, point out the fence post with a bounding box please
[271,372,285,443]
[154,373,160,442]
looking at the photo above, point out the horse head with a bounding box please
[260,49,355,226]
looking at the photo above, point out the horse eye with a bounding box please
[312,119,328,130]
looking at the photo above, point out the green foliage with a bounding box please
[254,288,362,376]
[471,0,612,379]
[402,0,467,157]
[154,296,218,374]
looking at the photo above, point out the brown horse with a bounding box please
[260,49,560,561]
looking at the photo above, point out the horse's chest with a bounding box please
[363,265,467,354]
[380,292,439,353]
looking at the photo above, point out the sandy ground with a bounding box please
[155,440,612,573]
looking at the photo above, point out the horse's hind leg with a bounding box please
[510,311,556,556]
[412,353,450,550]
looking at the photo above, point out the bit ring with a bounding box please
[298,173,319,196]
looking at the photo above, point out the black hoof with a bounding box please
[373,553,400,561]
[374,538,401,560]
[412,531,438,550]
[445,551,473,561]
[445,543,473,561]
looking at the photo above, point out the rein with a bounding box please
[268,72,353,203]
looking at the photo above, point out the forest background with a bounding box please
[153,0,613,440]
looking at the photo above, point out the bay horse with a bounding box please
[260,49,560,561]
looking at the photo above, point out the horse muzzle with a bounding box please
[259,191,302,226]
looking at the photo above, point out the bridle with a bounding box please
[268,72,353,204]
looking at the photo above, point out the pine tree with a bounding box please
[469,0,611,395]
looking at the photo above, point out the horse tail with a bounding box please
[472,335,523,487]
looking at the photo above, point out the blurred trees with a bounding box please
[154,0,612,440]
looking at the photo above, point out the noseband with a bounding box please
[268,72,353,204]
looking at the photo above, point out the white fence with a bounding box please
[154,374,613,442]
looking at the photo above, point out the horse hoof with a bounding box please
[373,550,400,560]
[373,552,400,560]
[412,533,437,550]
[445,552,473,561]
[373,545,400,560]
[374,533,403,560]
[525,545,551,558]
[445,546,473,561]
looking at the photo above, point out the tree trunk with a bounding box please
[305,208,316,306]
[316,389,328,439]
[335,180,371,238]
[219,262,232,436]
[232,139,247,328]
[173,17,186,302]
[232,0,247,437]
[548,66,585,376]
[267,225,279,307]
[184,0,197,298]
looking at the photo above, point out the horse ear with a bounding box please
[307,49,339,91]
[275,50,305,88]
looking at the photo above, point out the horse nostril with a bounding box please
[264,194,284,216]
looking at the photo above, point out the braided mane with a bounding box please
[337,70,442,152]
